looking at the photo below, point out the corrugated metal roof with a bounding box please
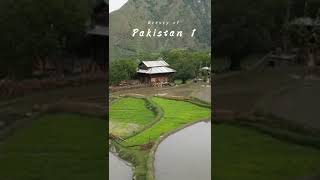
[87,25,108,36]
[201,67,211,70]
[142,60,169,67]
[290,17,320,26]
[137,67,176,74]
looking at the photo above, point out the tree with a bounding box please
[162,49,210,83]
[287,18,320,69]
[110,59,138,85]
[213,0,288,70]
[0,0,92,79]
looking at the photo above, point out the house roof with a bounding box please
[201,67,211,70]
[290,17,320,26]
[141,60,169,68]
[87,25,108,36]
[137,67,176,74]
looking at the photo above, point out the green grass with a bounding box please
[213,124,320,180]
[109,97,155,137]
[174,79,183,85]
[0,113,106,180]
[124,97,211,145]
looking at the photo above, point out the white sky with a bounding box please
[109,0,128,13]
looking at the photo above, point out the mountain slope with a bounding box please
[109,0,211,60]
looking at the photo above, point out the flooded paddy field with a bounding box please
[109,152,133,180]
[155,121,211,180]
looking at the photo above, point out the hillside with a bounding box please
[109,0,211,61]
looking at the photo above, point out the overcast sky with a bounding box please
[109,0,128,13]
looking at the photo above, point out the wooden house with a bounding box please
[85,0,108,72]
[137,59,176,86]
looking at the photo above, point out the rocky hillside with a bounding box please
[109,0,211,60]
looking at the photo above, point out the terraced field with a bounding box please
[109,97,155,137]
[109,96,211,180]
[124,97,211,145]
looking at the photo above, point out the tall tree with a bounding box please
[0,0,92,79]
[213,0,288,70]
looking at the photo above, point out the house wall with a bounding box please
[138,73,173,85]
[150,74,169,83]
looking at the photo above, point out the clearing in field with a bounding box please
[213,124,320,180]
[0,113,106,180]
[109,97,155,137]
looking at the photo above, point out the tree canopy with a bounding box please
[213,0,320,70]
[0,0,92,79]
[110,58,139,85]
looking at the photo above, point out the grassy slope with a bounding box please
[213,124,320,180]
[109,97,155,137]
[124,97,211,145]
[0,114,106,180]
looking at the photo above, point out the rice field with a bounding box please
[213,124,320,180]
[0,113,106,180]
[109,97,155,137]
[124,97,211,145]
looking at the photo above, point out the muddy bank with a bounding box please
[193,85,211,103]
[258,80,320,131]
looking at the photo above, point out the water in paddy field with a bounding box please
[155,121,211,180]
[109,152,133,180]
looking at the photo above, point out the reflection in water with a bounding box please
[155,121,211,180]
[109,152,133,180]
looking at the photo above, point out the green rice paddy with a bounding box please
[109,96,211,180]
[0,113,106,180]
[124,97,211,145]
[109,97,155,137]
[213,124,320,180]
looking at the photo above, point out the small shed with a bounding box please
[137,59,176,86]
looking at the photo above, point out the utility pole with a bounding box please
[304,0,310,17]
[285,0,293,24]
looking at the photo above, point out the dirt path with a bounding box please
[192,85,211,103]
[214,67,320,132]
[112,82,210,98]
[260,80,320,131]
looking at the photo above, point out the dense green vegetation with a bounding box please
[110,49,211,85]
[109,97,155,137]
[213,124,320,180]
[110,59,139,85]
[124,97,211,145]
[163,49,211,83]
[0,113,106,180]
